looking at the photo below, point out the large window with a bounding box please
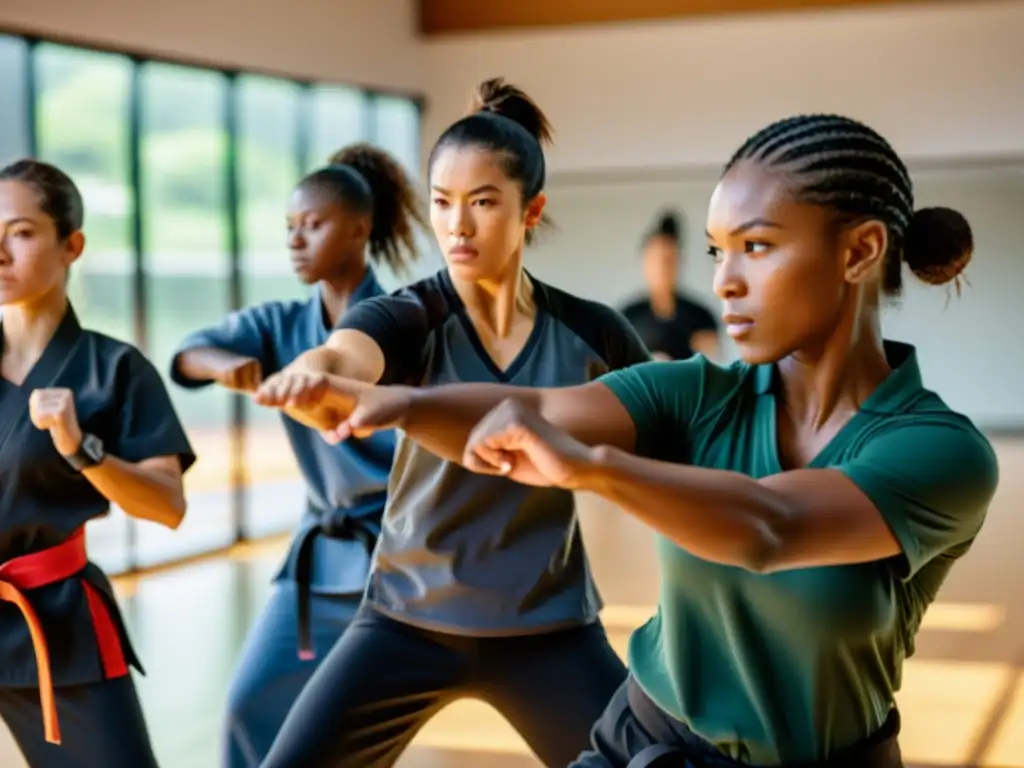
[236,74,306,539]
[0,31,422,574]
[34,43,135,573]
[307,85,370,170]
[372,94,421,175]
[138,63,236,566]
[0,35,30,163]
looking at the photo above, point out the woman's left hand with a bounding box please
[29,387,84,457]
[462,398,596,489]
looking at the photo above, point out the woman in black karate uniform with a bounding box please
[0,159,195,767]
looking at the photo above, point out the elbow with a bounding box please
[158,480,188,530]
[742,523,784,574]
[293,347,340,376]
[163,494,187,530]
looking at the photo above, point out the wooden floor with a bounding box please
[3,439,1024,766]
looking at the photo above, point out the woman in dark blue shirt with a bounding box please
[171,144,425,768]
[0,159,194,767]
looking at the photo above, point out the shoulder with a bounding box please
[244,297,309,328]
[535,280,652,368]
[618,297,648,318]
[676,293,717,324]
[538,282,626,330]
[339,270,453,338]
[864,396,998,488]
[597,356,755,449]
[601,355,752,406]
[81,330,163,389]
[371,271,453,320]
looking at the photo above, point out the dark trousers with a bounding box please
[261,605,627,768]
[222,585,361,768]
[0,675,158,768]
[571,677,903,768]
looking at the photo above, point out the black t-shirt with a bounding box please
[620,292,718,360]
[335,268,650,635]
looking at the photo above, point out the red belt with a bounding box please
[0,528,128,745]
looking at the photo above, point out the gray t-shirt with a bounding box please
[339,269,650,635]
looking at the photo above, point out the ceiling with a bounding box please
[419,0,952,35]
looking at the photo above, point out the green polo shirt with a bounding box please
[599,341,999,764]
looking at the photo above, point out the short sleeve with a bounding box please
[170,305,275,389]
[837,417,999,579]
[539,287,650,372]
[598,356,709,460]
[595,306,652,371]
[336,292,431,385]
[112,349,196,472]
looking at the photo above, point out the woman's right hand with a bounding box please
[253,372,412,442]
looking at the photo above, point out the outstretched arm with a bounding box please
[254,375,639,464]
[462,397,998,575]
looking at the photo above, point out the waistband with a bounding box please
[0,528,128,746]
[625,678,902,768]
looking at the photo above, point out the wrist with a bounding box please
[55,427,84,457]
[571,444,618,492]
[399,386,422,429]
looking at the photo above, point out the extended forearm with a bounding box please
[404,385,544,463]
[83,457,186,529]
[580,446,790,571]
[175,347,251,383]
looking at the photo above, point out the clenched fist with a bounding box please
[216,356,262,392]
[29,387,84,457]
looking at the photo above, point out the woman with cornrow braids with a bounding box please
[271,113,999,767]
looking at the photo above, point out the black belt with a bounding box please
[625,679,902,768]
[293,513,378,660]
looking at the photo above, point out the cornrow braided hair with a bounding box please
[726,114,973,296]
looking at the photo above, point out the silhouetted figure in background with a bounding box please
[620,211,719,361]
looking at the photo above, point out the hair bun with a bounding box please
[903,206,973,287]
[470,77,553,145]
[655,211,681,240]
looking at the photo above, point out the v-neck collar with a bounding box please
[756,340,924,470]
[439,268,548,383]
[0,302,83,391]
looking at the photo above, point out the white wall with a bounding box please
[423,1,1024,170]
[422,1,1024,427]
[0,0,423,91]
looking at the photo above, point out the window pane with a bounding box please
[35,43,135,575]
[0,35,30,165]
[138,63,234,566]
[307,85,368,171]
[236,75,307,538]
[372,94,420,175]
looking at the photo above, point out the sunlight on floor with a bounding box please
[403,602,1024,766]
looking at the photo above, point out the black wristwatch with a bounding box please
[64,433,107,471]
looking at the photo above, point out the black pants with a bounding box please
[0,675,158,768]
[261,606,627,768]
[571,677,903,768]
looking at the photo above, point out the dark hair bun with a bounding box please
[470,78,553,146]
[654,211,681,240]
[903,206,973,286]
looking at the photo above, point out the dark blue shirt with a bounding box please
[0,304,195,687]
[171,272,395,593]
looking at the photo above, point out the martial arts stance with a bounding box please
[171,144,424,767]
[0,160,194,767]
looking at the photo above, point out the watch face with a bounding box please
[81,433,105,462]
